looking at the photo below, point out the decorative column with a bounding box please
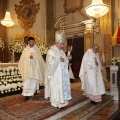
[82,19,94,51]
[84,30,93,51]
[110,65,118,100]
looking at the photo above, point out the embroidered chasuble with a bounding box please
[79,49,105,102]
[45,45,72,108]
[18,45,45,96]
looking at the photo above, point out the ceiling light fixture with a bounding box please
[85,0,109,18]
[1,11,15,27]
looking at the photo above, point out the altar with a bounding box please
[0,63,44,97]
[0,63,18,67]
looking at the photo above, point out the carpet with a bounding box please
[0,89,86,120]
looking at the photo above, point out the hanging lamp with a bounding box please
[85,0,109,18]
[1,11,15,27]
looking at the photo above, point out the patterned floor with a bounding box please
[0,79,111,120]
[88,100,120,120]
[59,95,114,120]
[0,80,85,120]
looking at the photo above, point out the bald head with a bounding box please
[92,44,99,53]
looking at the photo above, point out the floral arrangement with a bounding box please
[9,40,26,53]
[0,38,4,51]
[36,42,49,55]
[0,66,23,94]
[111,57,120,65]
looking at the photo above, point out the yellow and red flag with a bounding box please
[112,26,120,46]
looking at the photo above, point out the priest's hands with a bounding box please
[30,55,33,59]
[60,57,64,62]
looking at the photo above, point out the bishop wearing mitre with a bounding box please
[45,31,72,108]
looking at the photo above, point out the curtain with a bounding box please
[100,0,112,65]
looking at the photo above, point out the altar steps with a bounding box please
[44,97,90,120]
[88,100,120,120]
[56,95,114,120]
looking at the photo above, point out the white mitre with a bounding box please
[55,31,65,43]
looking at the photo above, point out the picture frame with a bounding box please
[64,0,84,14]
[15,0,40,31]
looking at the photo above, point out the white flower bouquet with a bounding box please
[0,66,23,95]
[0,38,4,51]
[36,42,49,55]
[111,57,120,65]
[9,40,26,53]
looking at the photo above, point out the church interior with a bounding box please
[0,0,120,119]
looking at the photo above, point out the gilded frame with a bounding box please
[64,0,84,14]
[15,0,40,31]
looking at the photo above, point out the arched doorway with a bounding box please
[67,35,84,78]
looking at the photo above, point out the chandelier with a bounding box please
[85,0,109,18]
[1,11,15,27]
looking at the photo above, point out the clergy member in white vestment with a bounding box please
[79,44,105,104]
[18,37,45,101]
[45,31,72,108]
[65,45,75,82]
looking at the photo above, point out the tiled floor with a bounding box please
[59,95,114,120]
[88,101,120,120]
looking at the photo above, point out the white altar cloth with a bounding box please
[0,63,18,67]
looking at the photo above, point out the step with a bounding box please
[58,95,113,120]
[88,100,120,120]
[45,97,90,120]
